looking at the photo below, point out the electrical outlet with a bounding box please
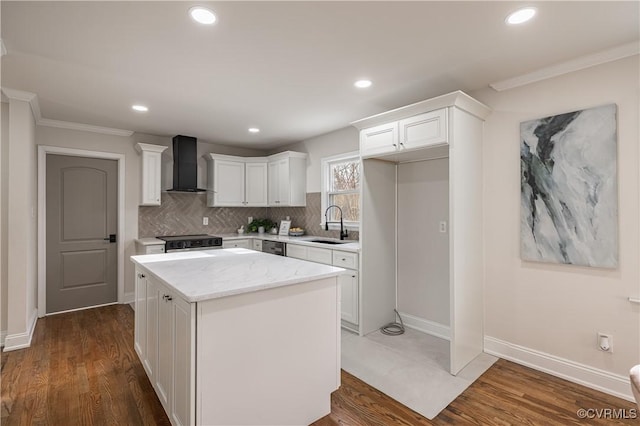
[597,333,612,353]
[248,216,253,224]
[439,221,447,233]
[202,217,209,226]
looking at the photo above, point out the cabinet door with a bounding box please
[360,122,398,158]
[141,151,163,206]
[214,159,245,206]
[399,108,448,150]
[245,162,268,206]
[252,239,263,251]
[268,159,289,206]
[134,271,147,361]
[339,271,359,325]
[171,296,195,426]
[156,283,172,411]
[145,277,160,382]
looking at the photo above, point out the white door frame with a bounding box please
[37,145,125,317]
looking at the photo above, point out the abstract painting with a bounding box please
[520,104,617,268]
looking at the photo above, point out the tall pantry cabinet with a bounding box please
[351,91,491,375]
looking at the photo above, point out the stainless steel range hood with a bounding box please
[168,135,206,192]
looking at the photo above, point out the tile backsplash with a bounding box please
[139,192,359,240]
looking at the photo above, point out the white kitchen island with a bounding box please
[131,248,345,426]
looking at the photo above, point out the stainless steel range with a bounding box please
[157,234,223,252]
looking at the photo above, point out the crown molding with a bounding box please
[1,87,42,120]
[490,41,640,92]
[0,39,6,57]
[38,118,134,137]
[1,87,134,137]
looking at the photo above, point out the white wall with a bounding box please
[272,126,359,193]
[5,97,37,349]
[471,56,639,383]
[397,159,449,326]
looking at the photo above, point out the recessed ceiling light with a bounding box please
[506,7,536,25]
[132,105,148,112]
[248,128,260,133]
[189,6,217,25]
[354,79,372,89]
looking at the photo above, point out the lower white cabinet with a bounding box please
[135,269,195,426]
[286,244,359,327]
[252,239,263,251]
[222,239,250,249]
[339,271,359,325]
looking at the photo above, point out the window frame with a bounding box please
[320,150,361,231]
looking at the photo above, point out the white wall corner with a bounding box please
[0,39,6,57]
[484,336,633,402]
[0,330,7,347]
[123,291,135,306]
[3,308,38,352]
[490,41,640,91]
[399,312,451,341]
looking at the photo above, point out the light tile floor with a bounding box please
[341,327,497,419]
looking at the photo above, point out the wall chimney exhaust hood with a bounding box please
[168,135,206,192]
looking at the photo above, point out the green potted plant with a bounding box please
[247,218,275,234]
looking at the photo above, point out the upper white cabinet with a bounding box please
[267,151,307,207]
[359,108,447,159]
[136,143,167,206]
[206,154,268,207]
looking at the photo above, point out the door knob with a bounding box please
[103,234,117,243]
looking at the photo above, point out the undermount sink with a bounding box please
[309,239,348,245]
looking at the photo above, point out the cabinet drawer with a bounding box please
[286,243,307,260]
[146,244,165,255]
[307,247,332,265]
[332,250,358,270]
[222,239,250,249]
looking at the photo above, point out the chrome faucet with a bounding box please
[324,205,348,240]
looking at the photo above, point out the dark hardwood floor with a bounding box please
[2,305,636,425]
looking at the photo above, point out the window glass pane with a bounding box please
[328,193,360,222]
[331,161,360,192]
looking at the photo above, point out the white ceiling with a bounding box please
[2,1,638,149]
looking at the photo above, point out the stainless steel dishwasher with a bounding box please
[262,240,286,256]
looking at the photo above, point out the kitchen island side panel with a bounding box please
[196,276,340,426]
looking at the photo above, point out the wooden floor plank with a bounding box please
[2,305,636,425]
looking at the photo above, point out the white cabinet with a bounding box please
[136,143,167,206]
[222,239,250,249]
[135,269,195,426]
[359,122,398,158]
[339,271,359,325]
[358,108,448,159]
[206,155,268,207]
[135,239,165,255]
[267,152,307,206]
[287,244,360,328]
[252,239,263,251]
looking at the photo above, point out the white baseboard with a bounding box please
[123,291,135,305]
[3,308,38,352]
[484,336,633,402]
[398,312,450,341]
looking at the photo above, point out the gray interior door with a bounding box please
[46,154,118,314]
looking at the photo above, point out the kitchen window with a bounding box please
[321,151,360,230]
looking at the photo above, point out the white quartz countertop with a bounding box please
[220,233,360,252]
[135,237,165,246]
[131,248,346,303]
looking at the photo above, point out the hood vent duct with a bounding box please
[169,135,206,192]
